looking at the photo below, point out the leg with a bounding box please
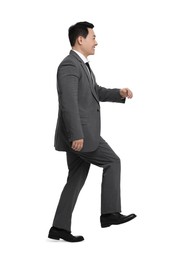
[52,151,90,231]
[77,137,121,215]
[76,138,136,227]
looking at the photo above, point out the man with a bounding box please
[48,21,136,243]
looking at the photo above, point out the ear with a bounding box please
[77,36,83,45]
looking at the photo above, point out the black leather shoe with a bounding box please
[100,212,137,228]
[48,226,84,242]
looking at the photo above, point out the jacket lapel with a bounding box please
[70,50,99,104]
[81,63,99,103]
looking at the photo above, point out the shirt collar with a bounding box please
[72,49,89,63]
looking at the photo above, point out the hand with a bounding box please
[71,139,84,151]
[120,88,133,99]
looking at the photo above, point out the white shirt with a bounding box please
[72,49,93,81]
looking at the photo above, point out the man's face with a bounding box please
[81,28,98,57]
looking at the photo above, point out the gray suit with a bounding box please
[52,50,126,231]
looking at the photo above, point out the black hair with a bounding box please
[68,21,94,47]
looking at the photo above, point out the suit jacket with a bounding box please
[54,50,125,152]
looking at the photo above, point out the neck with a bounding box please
[72,48,87,58]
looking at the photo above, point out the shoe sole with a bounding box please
[101,215,136,228]
[48,233,84,242]
[48,234,60,240]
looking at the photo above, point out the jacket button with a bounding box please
[97,109,100,112]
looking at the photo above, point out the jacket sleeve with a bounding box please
[57,61,84,142]
[96,84,126,103]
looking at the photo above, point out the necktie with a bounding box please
[85,62,97,93]
[85,62,94,84]
[85,62,91,73]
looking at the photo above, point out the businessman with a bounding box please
[48,21,136,242]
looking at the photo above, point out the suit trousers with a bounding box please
[52,137,121,231]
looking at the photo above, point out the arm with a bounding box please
[57,61,84,145]
[96,85,133,102]
[96,84,126,103]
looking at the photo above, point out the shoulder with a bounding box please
[60,51,81,66]
[58,55,79,71]
[57,55,80,78]
[57,52,83,76]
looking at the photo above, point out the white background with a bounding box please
[1,0,176,259]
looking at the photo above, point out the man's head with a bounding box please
[68,21,98,57]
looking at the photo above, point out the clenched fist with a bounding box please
[71,139,84,151]
[120,88,133,99]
